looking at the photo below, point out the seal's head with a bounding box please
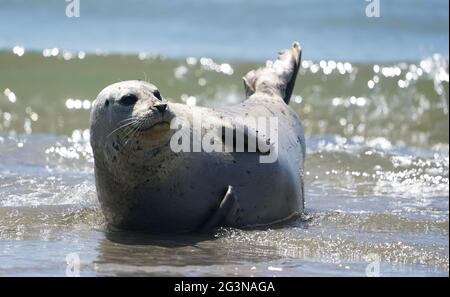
[90,80,175,165]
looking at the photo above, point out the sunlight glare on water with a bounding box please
[0,0,448,276]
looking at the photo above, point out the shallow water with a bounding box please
[0,49,448,276]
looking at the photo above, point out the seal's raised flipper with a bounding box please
[200,186,241,232]
[243,42,302,104]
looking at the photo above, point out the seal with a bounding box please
[90,42,305,233]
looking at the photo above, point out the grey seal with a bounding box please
[90,42,305,233]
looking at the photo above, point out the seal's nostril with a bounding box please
[155,103,167,112]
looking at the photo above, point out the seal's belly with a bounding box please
[106,145,303,233]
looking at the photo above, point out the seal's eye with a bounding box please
[154,90,162,101]
[105,99,109,107]
[119,94,138,106]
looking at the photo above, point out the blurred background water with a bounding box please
[0,0,448,61]
[0,0,448,276]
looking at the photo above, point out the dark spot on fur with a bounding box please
[246,170,251,174]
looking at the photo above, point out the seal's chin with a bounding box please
[137,121,172,146]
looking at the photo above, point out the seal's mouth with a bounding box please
[139,121,170,132]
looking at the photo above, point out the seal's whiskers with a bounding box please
[123,117,145,147]
[107,117,140,138]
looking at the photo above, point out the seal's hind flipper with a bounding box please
[279,42,302,103]
[200,186,241,232]
[242,42,302,103]
[243,70,257,98]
